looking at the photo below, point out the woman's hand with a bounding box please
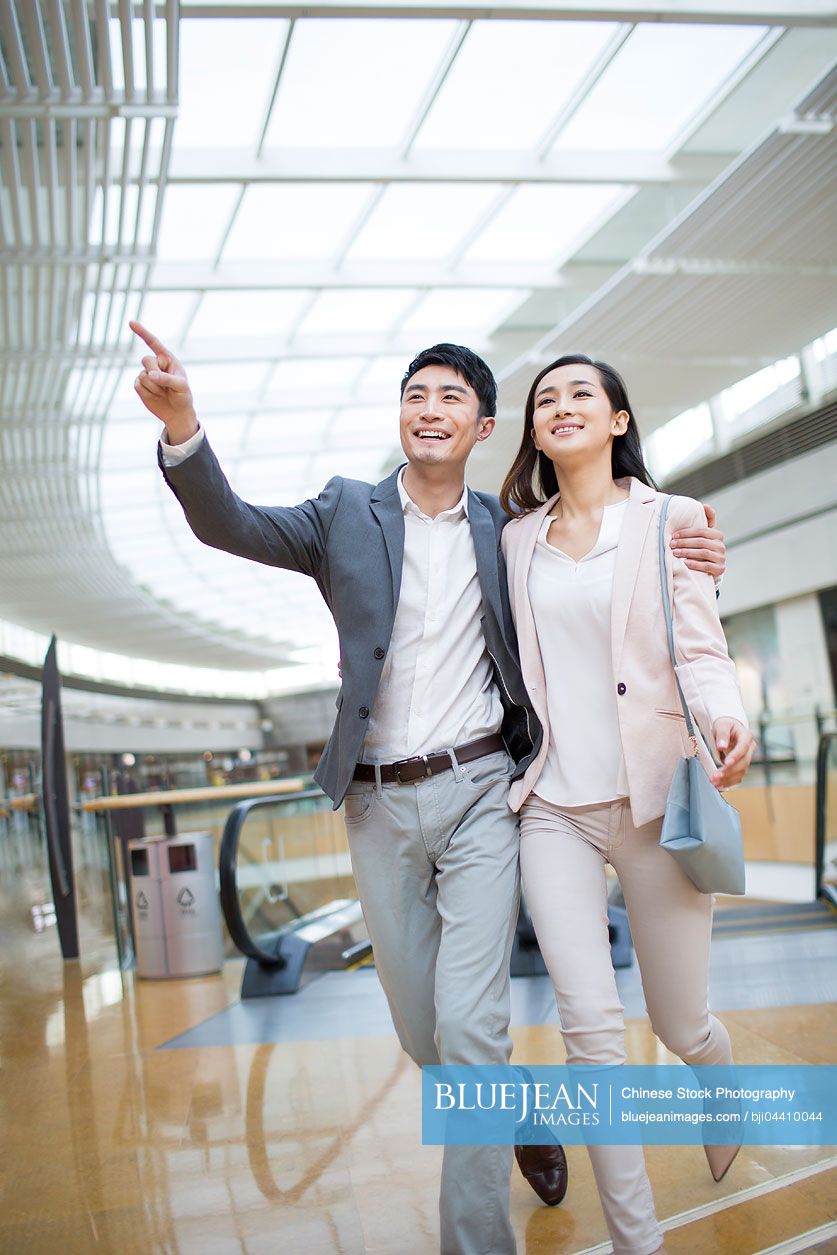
[710,719,756,789]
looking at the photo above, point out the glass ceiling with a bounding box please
[88,9,787,689]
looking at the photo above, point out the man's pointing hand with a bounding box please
[129,319,199,445]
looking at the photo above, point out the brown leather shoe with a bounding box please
[515,1141,569,1206]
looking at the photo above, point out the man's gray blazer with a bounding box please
[159,437,543,807]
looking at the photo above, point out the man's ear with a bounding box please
[476,416,496,442]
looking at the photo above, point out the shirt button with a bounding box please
[374,647,385,659]
[617,682,627,696]
[359,706,370,718]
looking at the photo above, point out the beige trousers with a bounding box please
[519,795,734,1255]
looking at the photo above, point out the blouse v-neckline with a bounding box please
[541,497,629,565]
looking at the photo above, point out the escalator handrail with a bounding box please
[814,730,837,905]
[219,788,326,966]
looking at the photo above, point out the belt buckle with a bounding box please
[393,754,432,784]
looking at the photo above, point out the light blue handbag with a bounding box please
[657,497,746,896]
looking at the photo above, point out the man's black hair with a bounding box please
[400,344,497,419]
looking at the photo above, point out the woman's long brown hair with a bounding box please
[499,354,657,515]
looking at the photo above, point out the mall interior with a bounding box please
[1,2,836,1253]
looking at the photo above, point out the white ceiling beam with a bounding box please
[0,326,536,369]
[0,96,179,119]
[401,19,471,156]
[70,0,96,98]
[537,24,633,158]
[166,149,727,186]
[256,18,295,158]
[0,0,31,97]
[634,258,837,278]
[134,258,619,289]
[171,2,836,28]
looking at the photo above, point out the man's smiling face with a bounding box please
[399,364,495,470]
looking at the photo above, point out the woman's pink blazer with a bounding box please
[501,476,748,827]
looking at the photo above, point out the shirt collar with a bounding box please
[397,466,469,520]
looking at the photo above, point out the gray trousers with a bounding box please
[343,750,520,1255]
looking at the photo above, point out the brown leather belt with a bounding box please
[353,733,506,785]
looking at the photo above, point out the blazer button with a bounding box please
[359,706,370,718]
[374,646,385,659]
[617,682,626,695]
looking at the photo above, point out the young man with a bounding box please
[131,321,726,1255]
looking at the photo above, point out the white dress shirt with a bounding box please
[160,425,205,466]
[528,499,630,807]
[159,429,503,762]
[362,469,503,762]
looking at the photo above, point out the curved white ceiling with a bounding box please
[1,1,836,683]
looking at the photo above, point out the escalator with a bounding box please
[815,730,837,910]
[218,788,369,997]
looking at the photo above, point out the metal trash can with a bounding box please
[128,832,224,979]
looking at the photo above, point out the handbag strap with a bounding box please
[657,495,699,754]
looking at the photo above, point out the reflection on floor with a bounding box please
[160,910,837,1050]
[2,908,837,1255]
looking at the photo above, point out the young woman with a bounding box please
[499,355,756,1255]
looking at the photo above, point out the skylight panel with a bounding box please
[186,361,273,404]
[346,184,503,263]
[414,20,620,152]
[155,184,240,261]
[297,289,417,338]
[463,184,631,265]
[187,290,312,341]
[551,23,769,153]
[245,410,335,456]
[99,469,159,509]
[234,455,313,501]
[358,355,410,397]
[263,19,458,149]
[222,184,375,263]
[401,289,528,340]
[266,358,367,394]
[100,423,160,469]
[133,292,199,345]
[331,406,399,449]
[311,449,385,485]
[174,19,289,149]
[645,405,713,479]
[193,416,250,461]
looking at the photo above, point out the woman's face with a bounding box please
[531,363,628,465]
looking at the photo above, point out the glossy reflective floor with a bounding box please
[3,911,837,1255]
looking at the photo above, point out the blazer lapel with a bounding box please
[513,496,556,727]
[370,466,405,610]
[468,491,503,616]
[611,477,657,673]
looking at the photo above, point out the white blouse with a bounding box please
[527,498,630,808]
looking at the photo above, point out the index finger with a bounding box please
[671,526,722,541]
[129,319,171,359]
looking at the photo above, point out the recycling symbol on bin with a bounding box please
[177,888,195,908]
[136,890,149,910]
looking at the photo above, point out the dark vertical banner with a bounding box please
[41,636,79,959]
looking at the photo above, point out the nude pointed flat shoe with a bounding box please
[704,1142,741,1182]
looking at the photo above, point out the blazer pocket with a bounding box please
[656,709,686,721]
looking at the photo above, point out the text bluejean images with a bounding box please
[421,1065,837,1146]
